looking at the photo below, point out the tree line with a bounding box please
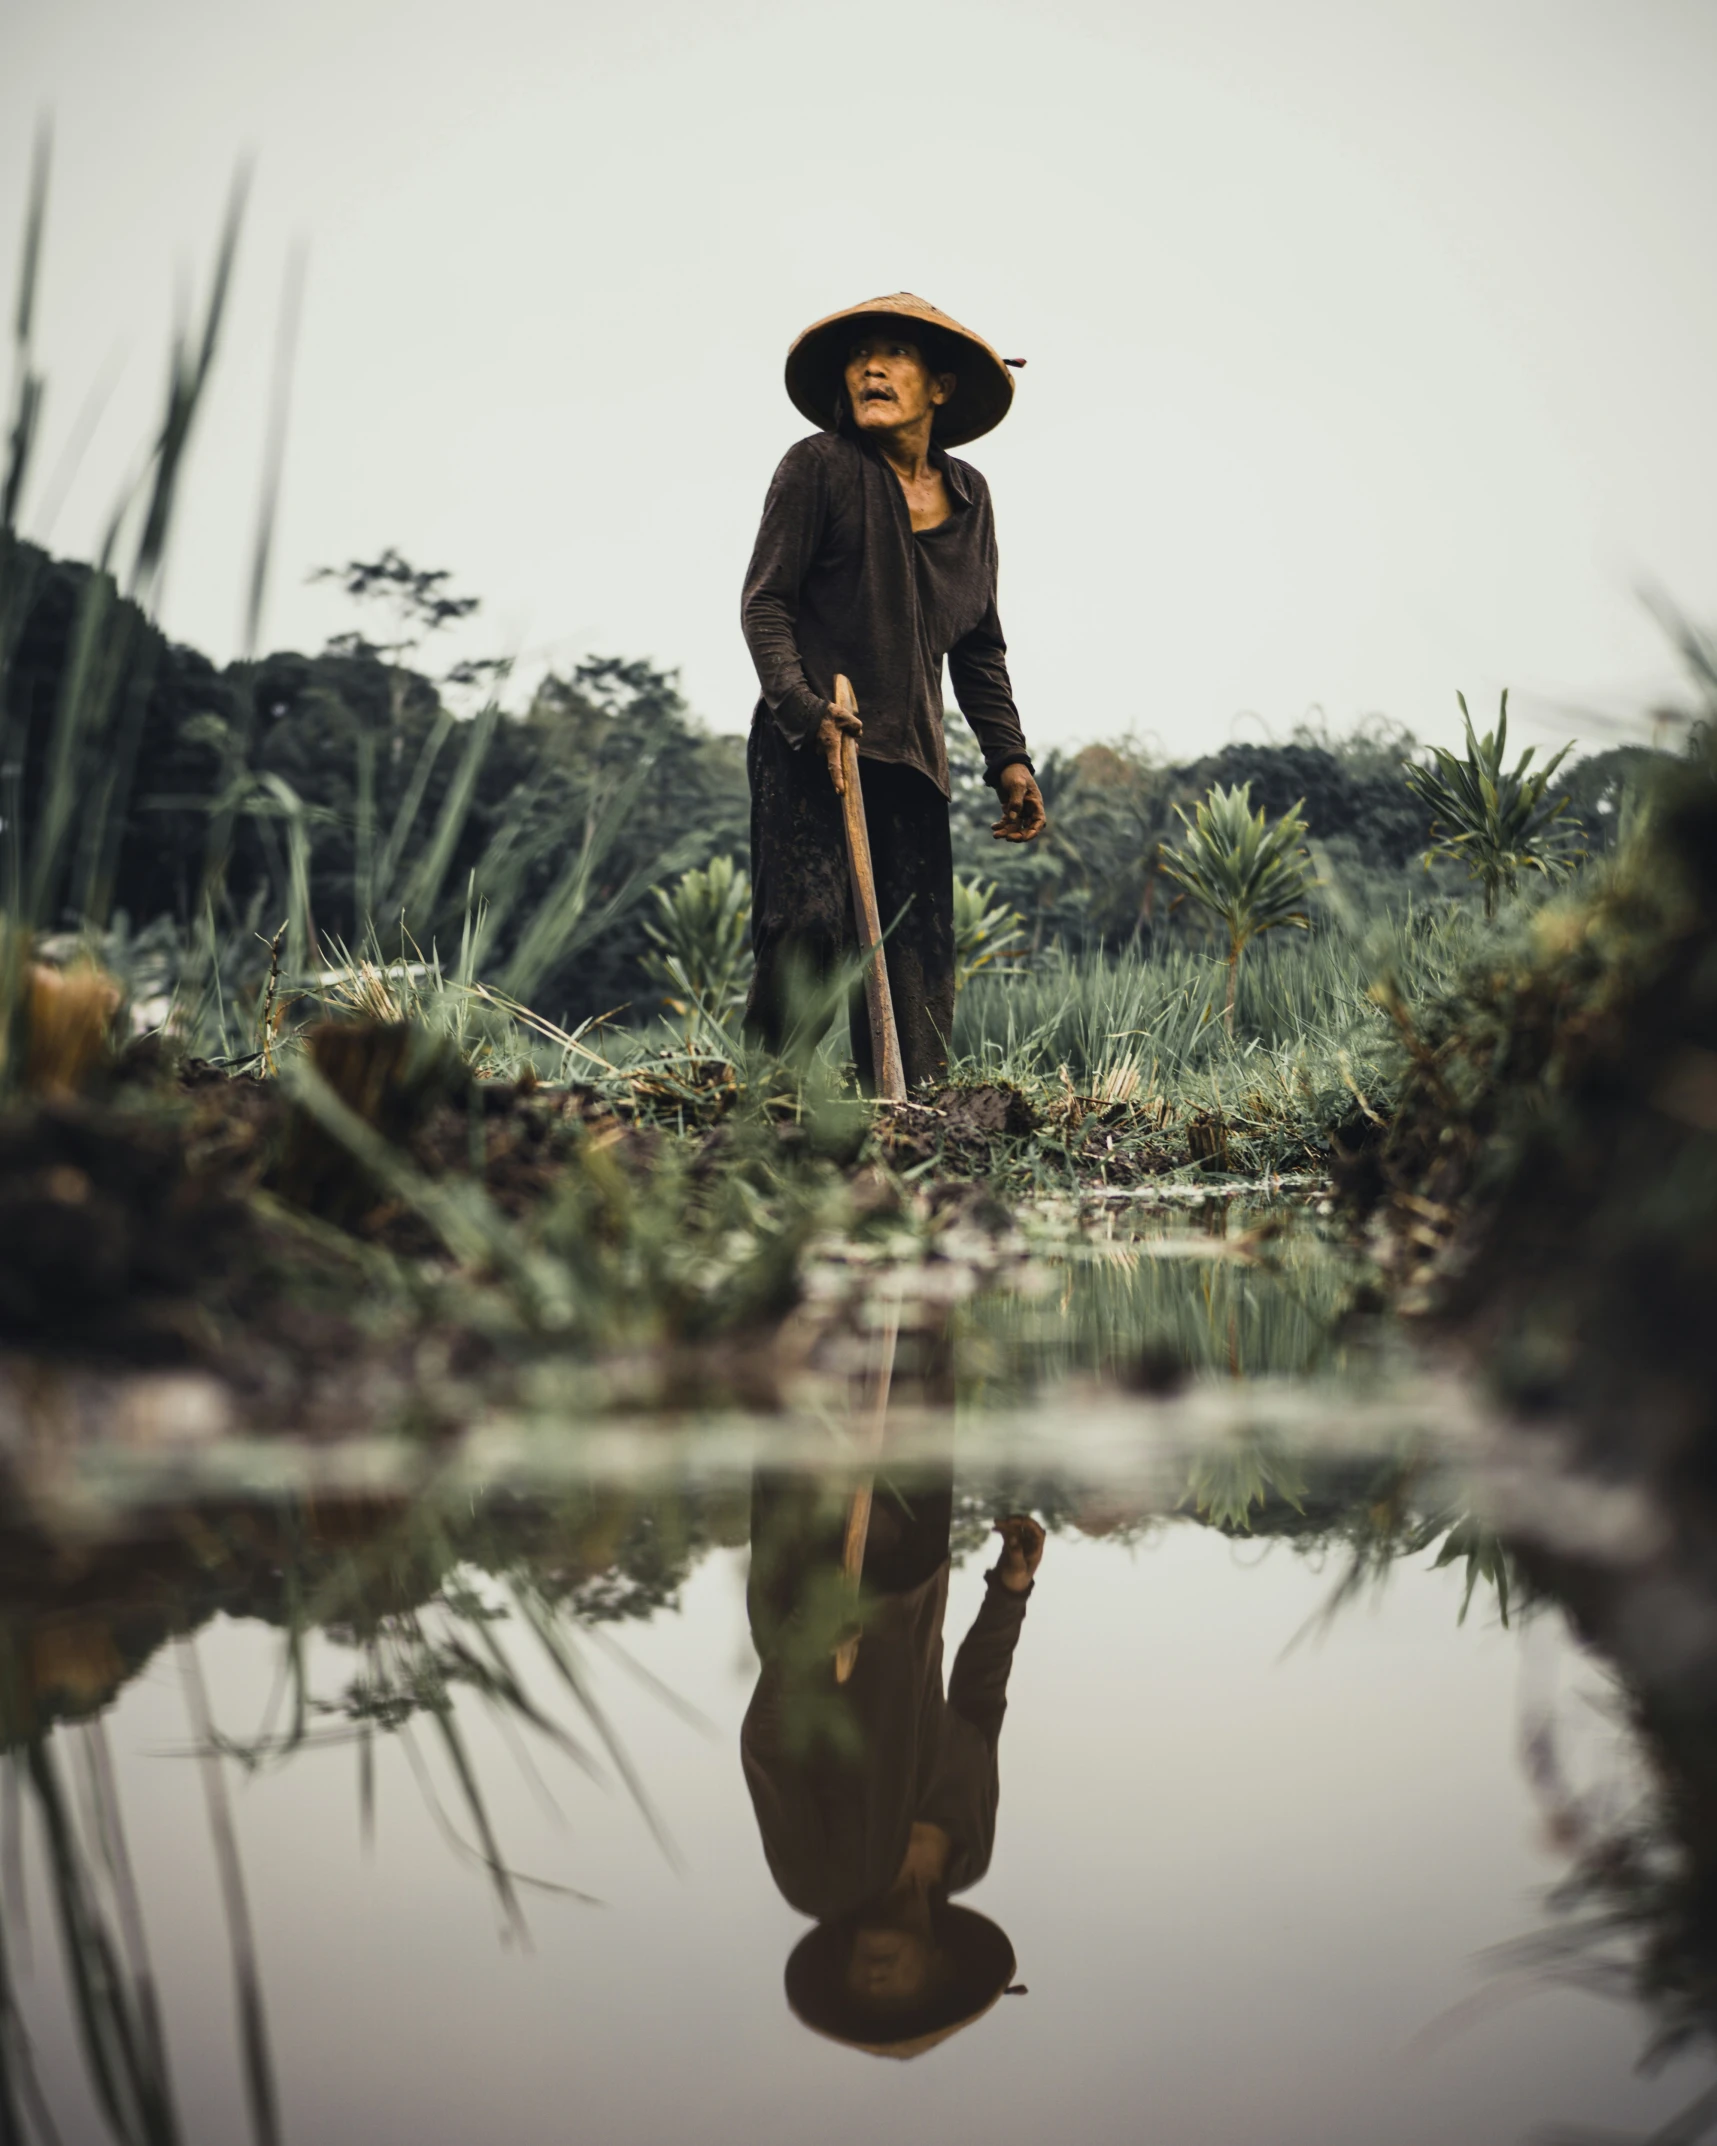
[1,543,1649,1026]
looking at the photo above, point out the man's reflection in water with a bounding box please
[742,1460,1043,2057]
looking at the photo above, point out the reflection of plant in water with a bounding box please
[956,1453,1516,1599]
[1370,1557,1717,2131]
[1292,1457,1525,1638]
[960,1202,1366,1395]
[0,1473,749,2140]
[1493,1549,1717,2111]
[1,1730,182,2146]
[0,1647,280,2146]
[0,1478,731,2012]
[1180,1437,1308,1534]
[949,1480,1110,1562]
[1430,1515,1513,1626]
[309,1580,638,1930]
[210,1493,735,1929]
[1511,1760,1716,2076]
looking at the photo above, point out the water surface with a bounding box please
[3,1198,1712,2144]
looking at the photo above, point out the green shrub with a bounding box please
[1403,689,1583,918]
[642,853,753,1032]
[1161,783,1316,1032]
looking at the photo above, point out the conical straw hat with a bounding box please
[785,293,1019,448]
[784,1902,1017,2057]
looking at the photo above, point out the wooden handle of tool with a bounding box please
[832,1481,872,1685]
[832,1296,901,1684]
[831,674,908,1103]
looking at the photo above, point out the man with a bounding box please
[741,293,1047,1091]
[742,1457,1045,2058]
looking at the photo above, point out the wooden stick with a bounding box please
[831,673,908,1103]
[833,1298,900,1685]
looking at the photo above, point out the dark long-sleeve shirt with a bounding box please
[741,1562,1031,1924]
[740,431,1034,798]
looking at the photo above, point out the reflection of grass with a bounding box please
[0,1653,279,2146]
[178,1642,278,2146]
[1444,1628,1717,2107]
[958,1204,1365,1394]
[0,1453,1703,2106]
[0,1475,731,2145]
[1284,1456,1522,1642]
[206,1492,720,1931]
[0,1475,743,2139]
[0,1498,713,2144]
[956,1447,1521,1631]
[16,1732,182,2144]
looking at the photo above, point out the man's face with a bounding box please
[847,1923,937,2008]
[843,335,954,437]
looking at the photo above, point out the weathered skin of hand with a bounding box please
[817,704,864,797]
[992,765,1046,842]
[992,1513,1046,1592]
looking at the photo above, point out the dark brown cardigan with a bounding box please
[740,430,1034,798]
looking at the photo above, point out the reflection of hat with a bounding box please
[784,293,1018,448]
[784,1902,1016,2060]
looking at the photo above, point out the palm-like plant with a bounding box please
[1161,783,1314,1034]
[642,854,752,1033]
[952,875,1027,993]
[1404,690,1582,919]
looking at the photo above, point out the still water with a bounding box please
[3,1201,1713,2144]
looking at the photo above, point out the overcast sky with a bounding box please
[3,0,1714,760]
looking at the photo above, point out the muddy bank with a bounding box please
[0,1024,1339,1415]
[1345,735,1717,1522]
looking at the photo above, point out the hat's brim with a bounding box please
[784,1902,1016,2058]
[784,299,1015,448]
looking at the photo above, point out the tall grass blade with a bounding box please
[129,169,247,607]
[258,773,318,976]
[412,1712,524,1938]
[242,245,305,660]
[280,1056,568,1322]
[510,1588,681,1869]
[373,703,454,913]
[79,1722,168,2114]
[179,1640,279,2146]
[496,759,695,1007]
[0,1907,64,2146]
[24,1737,180,2144]
[395,698,496,925]
[1,116,50,538]
[354,726,376,924]
[26,561,114,926]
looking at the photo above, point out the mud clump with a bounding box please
[0,1100,251,1359]
[928,1083,1039,1139]
[878,1082,1039,1169]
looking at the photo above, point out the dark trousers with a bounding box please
[743,715,955,1093]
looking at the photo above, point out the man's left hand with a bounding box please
[991,766,1046,842]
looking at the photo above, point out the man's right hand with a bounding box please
[817,702,863,797]
[992,1514,1045,1592]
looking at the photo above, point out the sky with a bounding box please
[3,0,1714,762]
